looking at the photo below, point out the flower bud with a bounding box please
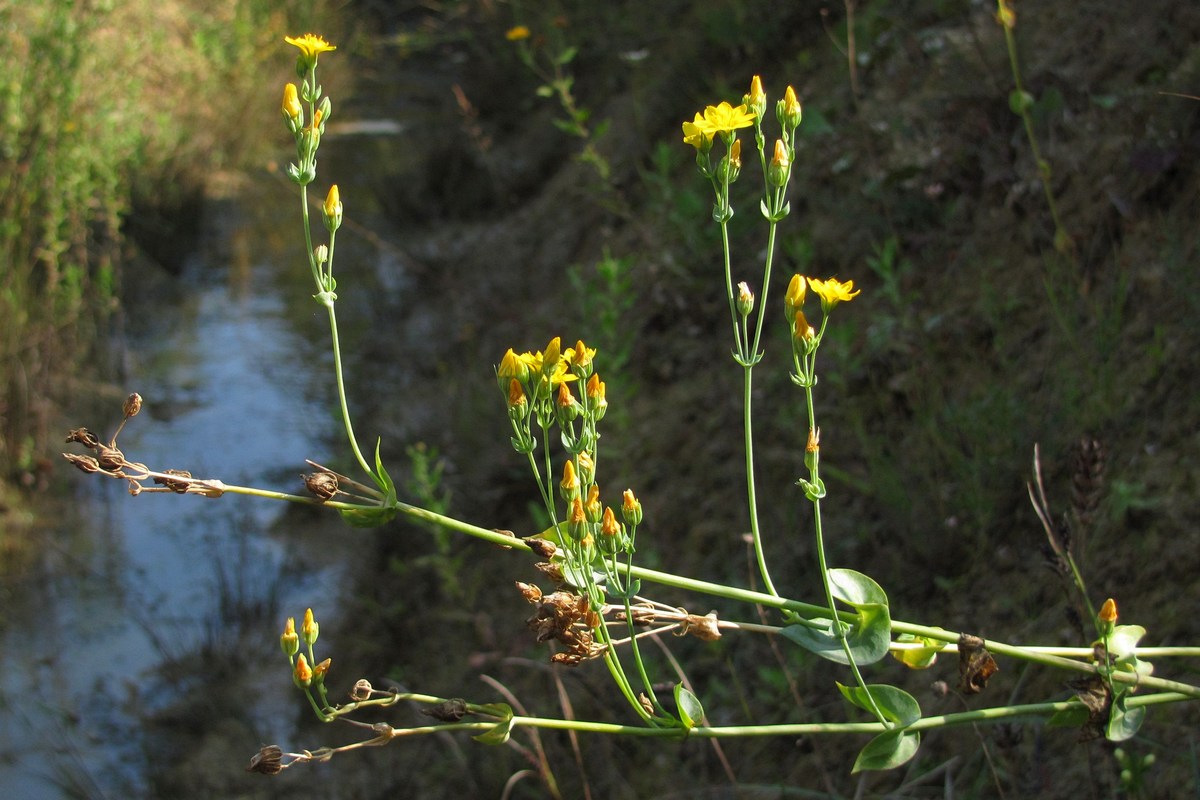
[313,657,332,682]
[1098,597,1118,635]
[323,184,342,232]
[560,459,580,500]
[541,337,562,379]
[293,653,313,687]
[586,373,607,420]
[622,488,642,527]
[570,339,595,376]
[301,607,319,646]
[792,309,815,348]
[744,75,766,119]
[768,139,790,187]
[777,86,802,131]
[736,281,754,317]
[600,506,621,538]
[280,617,299,657]
[804,427,820,472]
[576,450,595,485]
[584,484,602,523]
[282,83,303,129]
[555,381,580,424]
[784,273,806,322]
[507,378,527,409]
[567,496,587,541]
[497,348,530,391]
[723,138,742,183]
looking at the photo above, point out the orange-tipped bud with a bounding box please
[585,484,601,523]
[294,653,313,687]
[497,348,529,390]
[561,460,580,498]
[745,75,766,118]
[280,617,299,657]
[622,488,643,527]
[541,337,562,377]
[769,139,790,186]
[601,506,621,538]
[1099,598,1118,624]
[507,378,526,408]
[302,607,319,645]
[778,85,802,130]
[737,281,754,317]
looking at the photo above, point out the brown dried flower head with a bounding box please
[304,471,339,501]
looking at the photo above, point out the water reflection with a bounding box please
[0,186,344,798]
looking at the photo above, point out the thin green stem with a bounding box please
[325,304,373,481]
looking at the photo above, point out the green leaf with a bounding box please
[1106,694,1146,742]
[852,730,920,773]
[836,683,921,727]
[673,684,704,731]
[1009,89,1035,114]
[554,46,578,65]
[1047,702,1089,728]
[605,578,641,601]
[1107,625,1146,659]
[891,634,944,669]
[779,569,891,664]
[338,505,398,528]
[373,438,395,495]
[473,702,514,720]
[473,715,516,745]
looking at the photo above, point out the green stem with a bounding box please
[325,303,373,481]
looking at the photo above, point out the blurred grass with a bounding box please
[0,0,329,504]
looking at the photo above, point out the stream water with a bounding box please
[0,180,363,798]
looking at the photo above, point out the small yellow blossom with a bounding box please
[682,113,714,150]
[557,381,576,408]
[285,33,337,66]
[324,185,341,218]
[729,138,742,170]
[282,83,302,121]
[690,101,757,137]
[807,277,861,311]
[567,340,596,371]
[542,337,562,374]
[313,657,332,680]
[505,25,531,41]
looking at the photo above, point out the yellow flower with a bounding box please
[692,101,757,137]
[497,348,530,387]
[771,139,790,170]
[285,33,337,66]
[729,138,742,170]
[584,484,601,522]
[282,83,302,121]
[505,25,531,41]
[793,310,815,344]
[682,113,714,150]
[807,277,861,311]
[323,184,342,231]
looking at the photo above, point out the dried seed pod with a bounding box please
[515,581,543,604]
[65,428,101,449]
[154,469,193,493]
[523,536,558,559]
[246,745,284,775]
[350,678,374,702]
[95,445,125,472]
[421,698,468,721]
[122,393,143,419]
[63,453,102,474]
[304,471,339,501]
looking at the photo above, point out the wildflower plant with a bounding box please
[60,37,1200,785]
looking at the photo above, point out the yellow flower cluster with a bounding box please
[682,101,757,148]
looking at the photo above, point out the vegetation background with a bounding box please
[4,0,1199,797]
